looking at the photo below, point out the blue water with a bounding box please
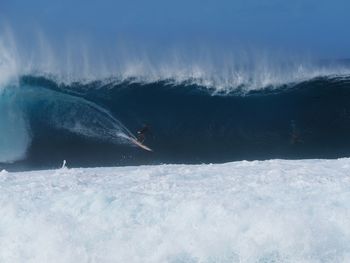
[1,73,350,170]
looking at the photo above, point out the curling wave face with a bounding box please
[1,73,350,170]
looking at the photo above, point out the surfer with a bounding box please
[137,124,150,143]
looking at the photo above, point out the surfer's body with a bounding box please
[137,125,150,143]
[117,123,153,152]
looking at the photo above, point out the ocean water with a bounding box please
[1,159,350,262]
[1,27,350,170]
[1,29,350,262]
[1,72,350,170]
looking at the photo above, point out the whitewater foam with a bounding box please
[1,159,350,262]
[1,26,350,92]
[0,27,20,87]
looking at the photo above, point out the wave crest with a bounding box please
[1,27,350,92]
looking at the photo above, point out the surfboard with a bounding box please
[129,137,153,152]
[118,133,153,152]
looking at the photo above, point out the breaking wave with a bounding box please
[1,72,350,170]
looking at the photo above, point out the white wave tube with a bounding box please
[0,91,30,163]
[1,159,350,262]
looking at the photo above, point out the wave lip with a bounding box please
[1,27,350,92]
[21,63,350,93]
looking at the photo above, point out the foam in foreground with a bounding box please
[1,159,350,262]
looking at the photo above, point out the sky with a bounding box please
[1,0,350,58]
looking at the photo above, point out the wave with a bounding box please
[6,60,350,94]
[0,90,30,163]
[0,78,138,164]
[1,73,350,170]
[1,26,350,93]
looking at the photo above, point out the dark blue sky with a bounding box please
[1,0,349,57]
